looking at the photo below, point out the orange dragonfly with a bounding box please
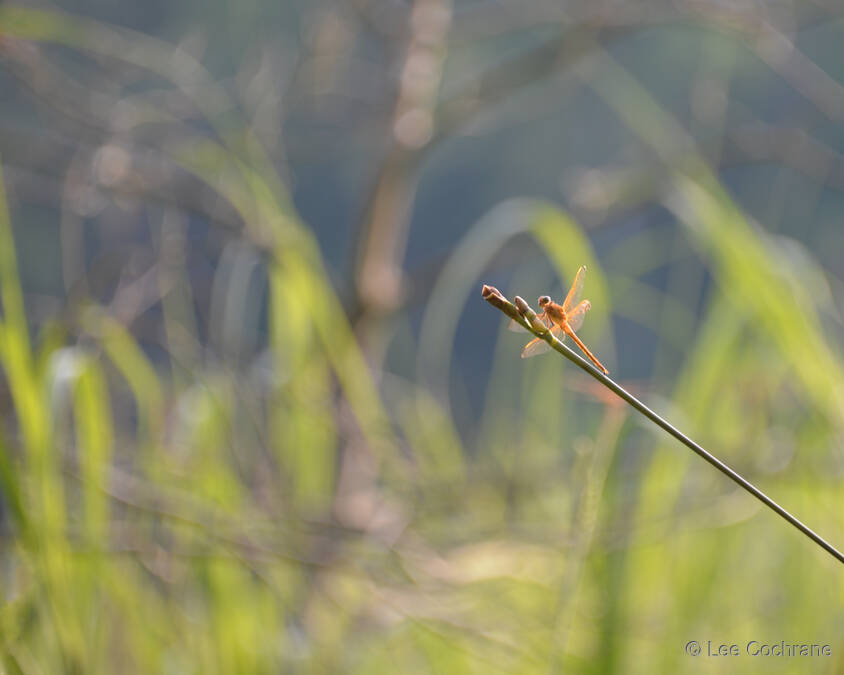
[509,266,609,374]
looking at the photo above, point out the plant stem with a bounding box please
[481,284,844,565]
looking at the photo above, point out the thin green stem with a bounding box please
[481,284,844,565]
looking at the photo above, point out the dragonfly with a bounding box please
[509,265,609,374]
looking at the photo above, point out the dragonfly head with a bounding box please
[537,295,551,308]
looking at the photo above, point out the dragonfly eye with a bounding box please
[538,295,551,306]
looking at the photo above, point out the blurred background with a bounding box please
[1,1,844,673]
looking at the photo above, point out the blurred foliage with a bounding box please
[1,2,844,674]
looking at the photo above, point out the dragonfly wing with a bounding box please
[521,325,563,358]
[565,299,591,332]
[562,266,587,313]
[521,337,552,358]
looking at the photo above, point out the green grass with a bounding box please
[0,6,843,674]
